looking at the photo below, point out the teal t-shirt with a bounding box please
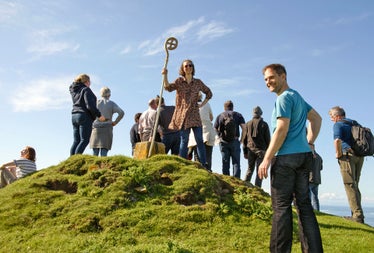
[271,88,312,155]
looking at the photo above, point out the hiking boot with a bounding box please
[343,216,364,224]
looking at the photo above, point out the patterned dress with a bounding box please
[165,77,212,130]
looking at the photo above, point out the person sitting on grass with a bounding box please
[0,146,37,188]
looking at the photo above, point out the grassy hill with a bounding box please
[0,154,373,253]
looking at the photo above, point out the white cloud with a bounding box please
[138,40,152,50]
[313,12,372,29]
[197,20,235,41]
[140,17,205,56]
[208,77,260,97]
[320,192,346,201]
[120,45,132,55]
[363,196,374,203]
[334,13,371,25]
[138,38,163,56]
[11,76,73,112]
[27,28,80,57]
[166,17,205,39]
[138,17,234,56]
[28,41,80,55]
[0,1,22,24]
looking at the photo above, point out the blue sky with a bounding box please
[1,0,373,208]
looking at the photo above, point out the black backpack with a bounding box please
[345,120,374,157]
[220,113,236,142]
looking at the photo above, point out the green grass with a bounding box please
[0,154,373,253]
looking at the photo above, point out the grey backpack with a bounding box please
[346,120,374,157]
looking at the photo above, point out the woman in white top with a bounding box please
[0,146,37,188]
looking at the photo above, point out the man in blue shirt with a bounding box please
[214,100,245,179]
[258,64,323,253]
[329,106,364,224]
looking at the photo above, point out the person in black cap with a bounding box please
[242,106,270,187]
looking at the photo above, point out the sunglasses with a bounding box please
[184,64,193,68]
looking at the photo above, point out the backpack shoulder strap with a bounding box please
[342,119,359,126]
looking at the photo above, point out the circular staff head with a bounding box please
[164,37,178,51]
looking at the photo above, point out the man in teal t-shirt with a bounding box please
[258,64,323,253]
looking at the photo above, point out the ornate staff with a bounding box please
[148,37,178,158]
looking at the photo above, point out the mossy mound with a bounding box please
[0,155,272,252]
[0,154,372,253]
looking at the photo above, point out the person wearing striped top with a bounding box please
[0,146,37,188]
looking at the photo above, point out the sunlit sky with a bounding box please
[1,0,373,208]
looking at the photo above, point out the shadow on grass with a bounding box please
[317,212,374,233]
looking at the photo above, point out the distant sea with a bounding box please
[320,205,374,227]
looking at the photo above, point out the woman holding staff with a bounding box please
[162,59,212,168]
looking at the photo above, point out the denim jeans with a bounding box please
[309,183,320,211]
[180,127,206,166]
[244,150,263,187]
[70,112,93,156]
[219,139,241,178]
[270,152,323,253]
[93,148,108,157]
[162,132,180,155]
